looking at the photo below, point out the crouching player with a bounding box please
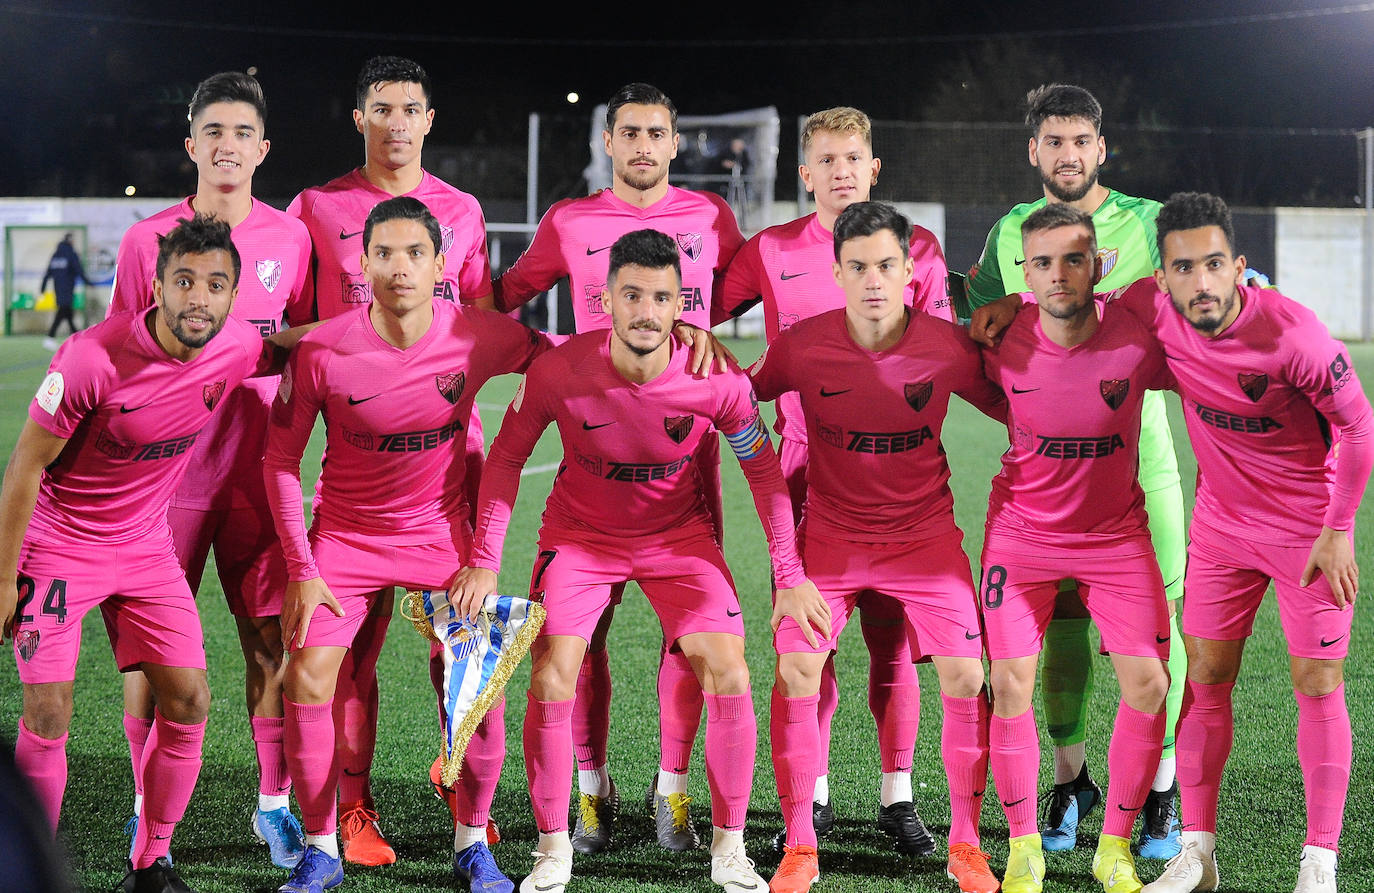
[746,202,1006,893]
[1,215,308,893]
[451,229,825,893]
[980,205,1172,893]
[263,197,552,893]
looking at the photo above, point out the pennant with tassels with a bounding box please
[400,590,545,786]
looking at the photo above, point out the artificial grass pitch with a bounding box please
[0,335,1369,891]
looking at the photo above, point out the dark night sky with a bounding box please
[6,0,1374,202]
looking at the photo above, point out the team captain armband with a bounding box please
[725,414,770,460]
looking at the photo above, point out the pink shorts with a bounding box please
[775,527,982,658]
[980,530,1169,661]
[168,502,287,617]
[13,530,204,684]
[1184,517,1354,659]
[531,523,744,646]
[298,524,470,650]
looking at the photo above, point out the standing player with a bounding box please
[453,229,823,893]
[108,70,314,869]
[1,216,303,893]
[717,106,951,855]
[263,197,551,893]
[491,83,746,853]
[746,202,1004,893]
[981,205,1171,893]
[966,83,1187,857]
[1093,194,1370,893]
[288,55,496,864]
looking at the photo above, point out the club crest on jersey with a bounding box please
[16,629,39,662]
[586,284,607,315]
[1096,247,1119,280]
[1237,372,1269,402]
[256,259,282,293]
[777,312,799,333]
[1100,378,1129,410]
[676,232,703,262]
[664,415,695,444]
[436,372,466,405]
[203,379,226,411]
[341,273,370,304]
[904,382,934,412]
[440,223,455,254]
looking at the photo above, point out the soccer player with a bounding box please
[717,106,952,855]
[452,229,824,893]
[490,83,746,853]
[746,201,1005,893]
[1,215,304,893]
[263,197,551,893]
[981,205,1172,893]
[288,55,495,864]
[1097,193,1370,893]
[108,70,314,869]
[966,83,1187,857]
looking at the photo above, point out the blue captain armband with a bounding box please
[725,415,770,460]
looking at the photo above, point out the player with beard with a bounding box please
[454,229,822,893]
[966,83,1188,859]
[287,55,496,864]
[108,71,314,870]
[1,215,308,893]
[980,205,1172,893]
[264,197,552,893]
[490,83,746,855]
[716,106,951,857]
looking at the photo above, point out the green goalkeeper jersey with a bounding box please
[967,189,1179,494]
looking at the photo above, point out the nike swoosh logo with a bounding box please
[1156,634,1170,643]
[586,245,611,255]
[720,883,761,891]
[972,789,985,798]
[1164,352,1187,362]
[119,402,154,413]
[1118,802,1145,812]
[1321,634,1347,647]
[582,421,615,430]
[819,387,851,397]
[339,228,363,240]
[726,609,741,617]
[964,630,982,640]
[534,883,562,892]
[779,271,808,280]
[1011,385,1039,394]
[348,395,380,405]
[342,767,368,776]
[1001,797,1027,808]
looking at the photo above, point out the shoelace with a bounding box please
[667,793,693,831]
[776,848,816,877]
[340,804,381,837]
[1038,785,1073,827]
[950,845,993,870]
[578,794,604,831]
[529,850,572,879]
[1160,843,1200,879]
[716,846,758,874]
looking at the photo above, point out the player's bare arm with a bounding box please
[967,293,1023,346]
[281,577,345,651]
[1300,526,1359,609]
[770,579,832,649]
[0,420,69,641]
[448,566,499,621]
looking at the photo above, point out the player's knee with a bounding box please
[156,678,211,725]
[774,655,823,697]
[1123,669,1169,715]
[1291,657,1344,698]
[988,664,1034,715]
[21,686,74,740]
[937,660,984,699]
[699,658,750,696]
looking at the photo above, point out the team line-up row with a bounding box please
[2,58,1363,893]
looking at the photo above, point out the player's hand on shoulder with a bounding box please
[968,293,1023,347]
[771,578,831,649]
[283,577,345,650]
[1301,526,1359,609]
[448,566,498,621]
[673,321,736,378]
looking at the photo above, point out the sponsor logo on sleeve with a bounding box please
[676,232,703,262]
[35,372,64,415]
[436,372,466,405]
[1099,378,1130,410]
[1237,372,1268,402]
[1327,353,1354,394]
[256,259,282,293]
